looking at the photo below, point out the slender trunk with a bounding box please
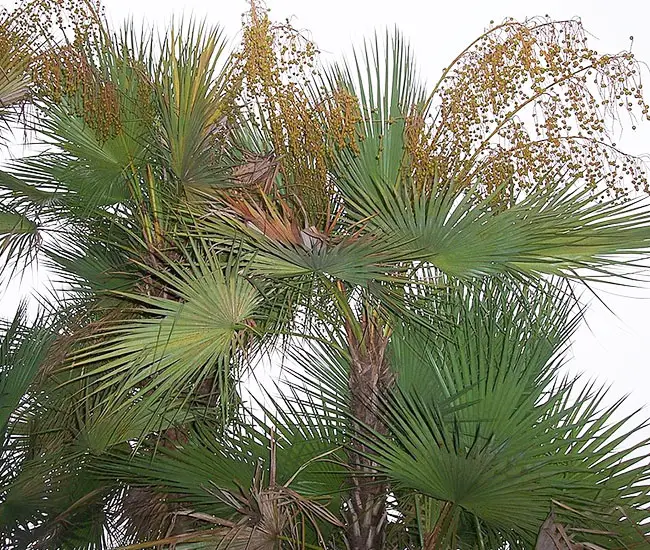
[344,307,392,550]
[423,502,455,550]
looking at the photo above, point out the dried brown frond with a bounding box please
[204,475,343,550]
[38,300,131,379]
[535,513,610,550]
[232,151,279,193]
[120,488,234,547]
[119,457,344,550]
[120,487,176,544]
[224,151,317,246]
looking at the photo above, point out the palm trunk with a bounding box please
[344,308,392,550]
[423,502,456,550]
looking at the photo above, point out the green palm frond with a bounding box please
[0,168,61,213]
[0,206,37,233]
[154,20,231,192]
[41,223,140,297]
[323,30,425,197]
[335,158,650,279]
[0,307,116,550]
[31,87,148,211]
[0,206,40,281]
[0,448,116,550]
[196,215,411,285]
[327,33,650,280]
[0,304,53,436]
[360,278,650,548]
[63,244,261,428]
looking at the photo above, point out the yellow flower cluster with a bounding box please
[234,10,650,208]
[232,2,361,229]
[38,45,123,140]
[1,0,119,139]
[406,17,650,198]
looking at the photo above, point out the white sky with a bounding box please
[2,0,650,420]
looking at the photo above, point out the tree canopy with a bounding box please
[1,2,650,549]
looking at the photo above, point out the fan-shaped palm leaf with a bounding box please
[360,278,650,548]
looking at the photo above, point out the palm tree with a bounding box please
[1,3,650,549]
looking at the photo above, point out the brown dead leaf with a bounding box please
[535,514,607,550]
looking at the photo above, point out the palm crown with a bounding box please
[1,2,650,549]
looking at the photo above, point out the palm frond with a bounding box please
[0,303,52,435]
[361,278,650,548]
[154,20,231,192]
[62,243,261,431]
[327,33,650,280]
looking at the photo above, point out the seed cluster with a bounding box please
[233,2,361,229]
[1,0,116,137]
[6,2,649,207]
[406,17,650,198]
[0,14,31,108]
[38,44,122,140]
[2,0,101,53]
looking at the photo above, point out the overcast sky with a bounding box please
[3,0,650,419]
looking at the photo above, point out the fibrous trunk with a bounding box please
[344,309,392,550]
